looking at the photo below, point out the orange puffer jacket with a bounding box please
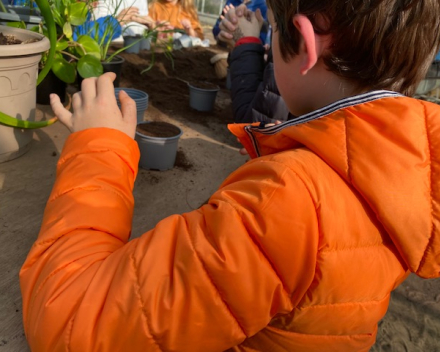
[20,91,440,352]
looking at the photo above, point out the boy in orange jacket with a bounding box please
[20,1,440,351]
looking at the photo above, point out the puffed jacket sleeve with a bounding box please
[20,128,318,351]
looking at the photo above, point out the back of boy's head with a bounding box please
[267,0,440,96]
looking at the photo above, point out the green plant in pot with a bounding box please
[0,0,57,163]
[0,0,57,130]
[41,0,157,88]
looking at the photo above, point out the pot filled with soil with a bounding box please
[188,81,220,112]
[0,25,50,163]
[135,121,183,171]
[114,87,148,124]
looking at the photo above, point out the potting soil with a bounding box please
[118,46,234,127]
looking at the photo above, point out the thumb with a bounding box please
[255,8,264,26]
[119,90,137,123]
[50,94,72,131]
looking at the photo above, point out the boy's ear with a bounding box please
[292,14,327,75]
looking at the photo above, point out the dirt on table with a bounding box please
[118,45,232,127]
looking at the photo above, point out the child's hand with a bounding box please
[218,4,241,46]
[117,7,139,24]
[132,14,155,27]
[234,9,264,41]
[50,73,137,139]
[180,18,192,30]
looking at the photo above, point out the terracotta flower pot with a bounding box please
[135,121,183,171]
[0,25,50,163]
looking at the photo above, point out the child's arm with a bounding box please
[20,74,317,351]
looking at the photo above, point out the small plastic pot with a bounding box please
[188,82,220,112]
[135,121,183,171]
[140,38,151,50]
[114,87,148,124]
[123,36,141,54]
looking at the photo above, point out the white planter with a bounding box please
[0,25,50,163]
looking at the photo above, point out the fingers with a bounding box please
[97,72,117,100]
[218,30,234,43]
[119,90,137,126]
[255,8,264,25]
[81,77,98,105]
[239,147,249,156]
[50,94,73,131]
[219,17,236,33]
[235,4,247,17]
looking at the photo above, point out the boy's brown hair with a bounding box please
[267,0,440,96]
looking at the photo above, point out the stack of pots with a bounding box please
[114,87,149,124]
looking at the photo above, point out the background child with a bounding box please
[218,4,290,123]
[148,0,204,39]
[92,0,155,37]
[20,1,440,351]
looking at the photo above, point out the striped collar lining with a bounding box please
[249,90,403,135]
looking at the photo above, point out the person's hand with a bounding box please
[234,8,264,41]
[132,14,155,27]
[218,5,264,46]
[117,7,139,24]
[50,73,137,139]
[217,4,240,46]
[180,18,192,30]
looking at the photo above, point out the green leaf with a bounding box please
[55,39,69,52]
[6,21,27,29]
[63,22,72,39]
[76,35,101,59]
[68,2,88,26]
[77,55,103,78]
[0,110,57,129]
[52,56,76,83]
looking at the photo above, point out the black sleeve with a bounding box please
[229,44,290,123]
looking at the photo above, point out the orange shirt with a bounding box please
[149,2,204,39]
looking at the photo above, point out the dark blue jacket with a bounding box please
[228,43,291,123]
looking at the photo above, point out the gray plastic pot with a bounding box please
[0,25,50,163]
[123,36,141,54]
[135,121,183,171]
[188,82,220,112]
[140,38,151,50]
[114,88,148,124]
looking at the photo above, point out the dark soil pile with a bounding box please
[118,46,233,126]
[136,121,181,138]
